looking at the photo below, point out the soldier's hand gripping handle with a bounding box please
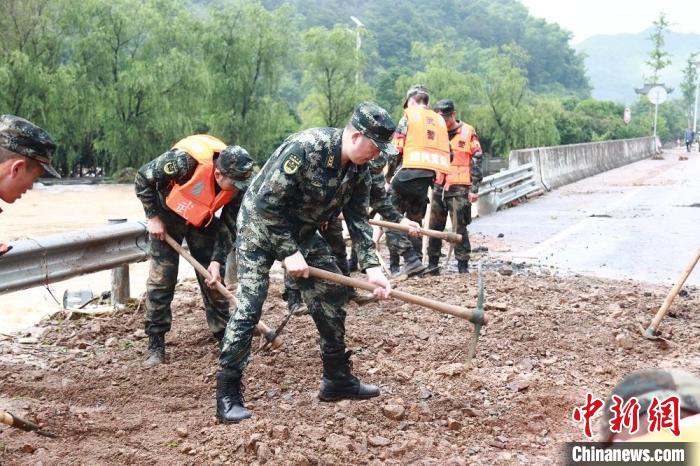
[284,251,309,278]
[147,216,167,241]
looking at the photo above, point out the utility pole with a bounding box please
[693,60,700,134]
[350,16,364,85]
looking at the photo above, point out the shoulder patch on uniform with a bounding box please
[283,152,303,175]
[163,161,177,175]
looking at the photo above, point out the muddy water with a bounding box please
[0,183,195,334]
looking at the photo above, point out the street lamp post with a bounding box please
[350,16,364,85]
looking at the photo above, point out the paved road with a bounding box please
[472,147,700,286]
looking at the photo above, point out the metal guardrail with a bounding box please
[0,221,149,296]
[477,163,540,212]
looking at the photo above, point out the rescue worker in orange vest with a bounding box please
[387,84,451,277]
[135,135,255,367]
[426,99,483,274]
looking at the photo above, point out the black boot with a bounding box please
[143,333,165,368]
[285,287,308,315]
[424,256,440,276]
[457,259,469,274]
[318,350,380,401]
[401,249,426,277]
[389,252,400,276]
[216,367,252,424]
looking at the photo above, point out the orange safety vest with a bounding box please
[165,135,234,227]
[400,107,451,174]
[436,122,476,189]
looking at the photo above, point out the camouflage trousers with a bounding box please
[388,177,432,259]
[145,219,230,338]
[427,188,472,261]
[220,233,349,370]
[285,217,348,291]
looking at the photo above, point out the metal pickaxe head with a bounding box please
[466,262,486,367]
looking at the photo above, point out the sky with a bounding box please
[520,0,700,44]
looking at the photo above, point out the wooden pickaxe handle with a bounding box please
[368,218,462,244]
[307,266,487,325]
[163,234,283,349]
[1,410,56,438]
[646,248,700,334]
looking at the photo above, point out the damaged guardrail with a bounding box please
[0,221,149,296]
[477,163,540,215]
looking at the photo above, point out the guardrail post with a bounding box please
[109,219,130,307]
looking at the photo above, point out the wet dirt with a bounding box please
[2,251,698,465]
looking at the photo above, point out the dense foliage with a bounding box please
[0,0,689,176]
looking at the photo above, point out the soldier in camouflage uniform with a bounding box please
[283,216,348,315]
[427,99,483,274]
[600,369,700,442]
[0,115,59,254]
[216,102,414,424]
[347,153,416,271]
[135,138,255,368]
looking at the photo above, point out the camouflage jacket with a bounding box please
[367,156,402,223]
[237,127,380,271]
[134,149,243,264]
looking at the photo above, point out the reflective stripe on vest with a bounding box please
[436,123,474,189]
[165,135,234,227]
[402,107,451,174]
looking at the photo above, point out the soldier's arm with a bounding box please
[470,134,484,194]
[343,171,380,271]
[370,175,403,223]
[254,144,303,261]
[134,149,197,218]
[211,192,243,265]
[386,116,408,181]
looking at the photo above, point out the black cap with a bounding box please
[434,99,455,115]
[0,115,59,177]
[351,102,398,156]
[218,145,255,190]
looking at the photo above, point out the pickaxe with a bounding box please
[368,218,462,244]
[305,265,488,361]
[163,234,283,349]
[338,215,462,244]
[1,410,56,438]
[642,248,700,341]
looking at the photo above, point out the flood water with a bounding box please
[0,182,195,334]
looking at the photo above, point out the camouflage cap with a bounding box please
[217,145,255,190]
[0,115,59,177]
[351,102,398,157]
[600,369,700,442]
[403,84,430,108]
[433,99,455,115]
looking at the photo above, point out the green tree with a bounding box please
[395,41,483,123]
[644,12,672,85]
[680,52,699,125]
[476,45,559,156]
[298,25,372,127]
[202,0,300,160]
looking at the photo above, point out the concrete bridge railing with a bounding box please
[508,136,657,191]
